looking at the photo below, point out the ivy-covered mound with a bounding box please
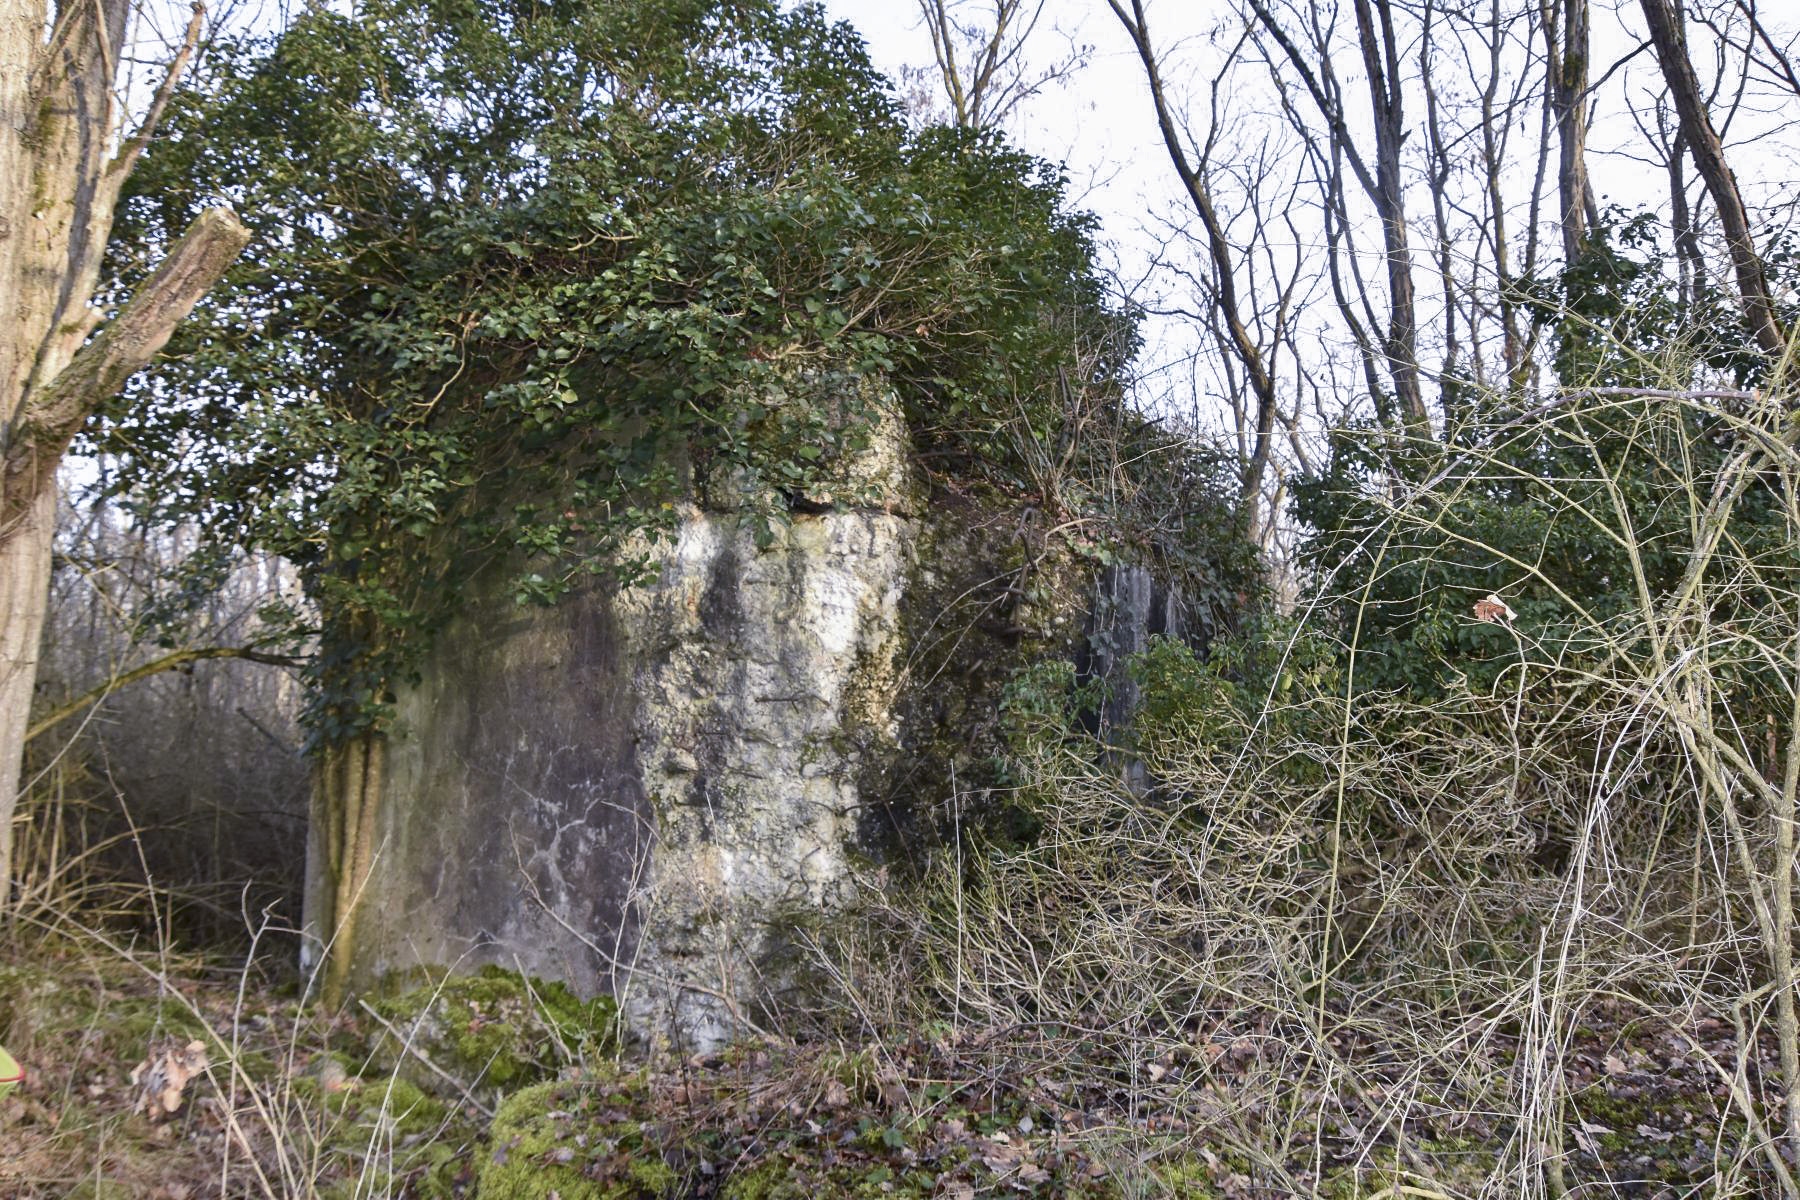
[106,0,1151,745]
[100,0,1253,1005]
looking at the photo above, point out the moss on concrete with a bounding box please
[370,965,617,1096]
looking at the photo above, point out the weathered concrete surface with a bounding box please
[1079,564,1193,733]
[319,383,917,1049]
[313,572,652,1001]
[610,500,911,1046]
[314,376,1221,1049]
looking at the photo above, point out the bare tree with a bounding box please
[1108,1,1294,540]
[0,0,249,895]
[1248,0,1429,433]
[914,0,1086,129]
[1639,0,1786,356]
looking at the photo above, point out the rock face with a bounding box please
[1077,565,1197,795]
[317,384,919,1049]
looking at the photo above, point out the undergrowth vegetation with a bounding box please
[15,362,1800,1198]
[822,361,1800,1196]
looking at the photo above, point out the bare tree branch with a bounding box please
[3,207,251,536]
[1639,0,1787,357]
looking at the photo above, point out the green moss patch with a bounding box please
[477,1076,681,1200]
[369,965,618,1098]
[469,1040,1231,1200]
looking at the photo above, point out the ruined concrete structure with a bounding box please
[313,378,1203,1048]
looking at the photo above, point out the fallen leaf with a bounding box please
[1573,1120,1612,1157]
[875,1064,907,1107]
[129,1040,209,1120]
[1473,593,1516,624]
[314,1058,358,1093]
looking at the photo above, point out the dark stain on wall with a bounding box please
[357,579,651,999]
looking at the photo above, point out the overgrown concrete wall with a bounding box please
[310,378,1216,1049]
[315,384,920,1049]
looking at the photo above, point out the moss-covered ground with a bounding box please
[0,939,1781,1198]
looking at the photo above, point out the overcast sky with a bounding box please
[818,1,1211,408]
[817,1,1800,432]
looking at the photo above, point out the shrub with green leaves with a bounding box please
[1293,212,1796,703]
[102,0,1141,744]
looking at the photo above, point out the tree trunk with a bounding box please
[1544,0,1595,262]
[1351,0,1428,433]
[313,732,388,1007]
[0,490,54,889]
[1246,0,1427,432]
[1108,0,1282,524]
[1639,0,1787,358]
[0,0,247,897]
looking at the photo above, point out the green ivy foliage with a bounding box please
[1295,398,1795,700]
[1518,207,1780,388]
[99,0,1148,746]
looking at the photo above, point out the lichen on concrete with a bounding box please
[615,500,912,1047]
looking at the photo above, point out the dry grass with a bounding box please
[811,377,1800,1198]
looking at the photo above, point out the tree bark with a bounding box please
[315,732,388,1007]
[23,642,299,744]
[1248,0,1428,433]
[3,209,250,521]
[1639,0,1787,358]
[0,0,248,898]
[916,0,1065,130]
[1544,0,1595,262]
[0,490,54,887]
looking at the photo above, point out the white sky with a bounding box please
[819,0,1213,407]
[818,1,1800,435]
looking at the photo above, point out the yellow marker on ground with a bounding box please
[0,1045,21,1099]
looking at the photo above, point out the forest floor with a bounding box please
[1,924,1782,1199]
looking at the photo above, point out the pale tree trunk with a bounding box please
[0,491,54,884]
[0,0,249,899]
[1543,0,1596,262]
[916,0,1074,131]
